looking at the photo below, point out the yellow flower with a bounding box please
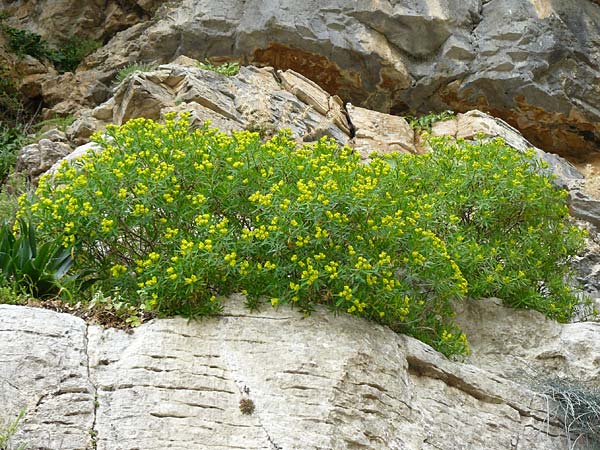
[110,264,127,277]
[184,274,198,284]
[101,218,114,233]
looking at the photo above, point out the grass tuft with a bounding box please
[113,63,156,86]
[539,378,600,450]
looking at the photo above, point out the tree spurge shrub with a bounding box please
[18,114,586,356]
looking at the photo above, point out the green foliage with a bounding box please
[88,289,145,327]
[0,21,100,73]
[113,63,156,86]
[33,116,75,132]
[20,116,585,356]
[2,25,50,60]
[393,136,586,322]
[0,409,28,450]
[407,110,455,132]
[22,115,468,355]
[0,285,27,306]
[0,174,26,226]
[26,115,75,144]
[539,379,600,450]
[0,65,28,125]
[49,37,101,73]
[0,124,25,185]
[0,219,75,298]
[197,59,240,76]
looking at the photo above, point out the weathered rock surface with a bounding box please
[0,306,95,450]
[66,64,352,146]
[347,103,415,159]
[57,0,600,160]
[455,297,600,384]
[16,138,73,182]
[2,297,588,450]
[0,0,163,43]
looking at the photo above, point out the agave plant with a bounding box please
[0,219,74,298]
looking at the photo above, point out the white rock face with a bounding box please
[455,297,600,383]
[0,305,95,450]
[4,295,595,450]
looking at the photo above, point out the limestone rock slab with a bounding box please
[0,305,95,450]
[84,297,569,450]
[455,297,600,383]
[347,104,415,158]
[1,297,588,449]
[75,63,351,146]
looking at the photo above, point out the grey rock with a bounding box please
[66,115,103,146]
[455,297,600,384]
[47,141,104,175]
[347,103,416,158]
[16,138,73,182]
[81,0,600,159]
[36,128,68,142]
[572,220,600,306]
[0,305,95,450]
[90,63,350,144]
[0,0,160,43]
[3,297,593,449]
[113,73,176,125]
[568,184,600,229]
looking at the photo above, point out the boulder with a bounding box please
[112,73,175,124]
[76,63,351,145]
[455,297,600,384]
[38,70,110,116]
[347,103,416,158]
[16,138,73,182]
[79,0,600,159]
[1,298,583,450]
[0,0,161,43]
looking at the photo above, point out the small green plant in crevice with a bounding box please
[1,25,50,61]
[538,378,600,450]
[0,284,27,306]
[26,115,76,143]
[0,65,35,179]
[87,289,146,327]
[0,219,75,299]
[0,409,28,450]
[197,59,240,76]
[113,63,156,86]
[407,110,455,132]
[49,37,101,73]
[0,65,30,125]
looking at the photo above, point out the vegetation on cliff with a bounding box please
[11,114,586,356]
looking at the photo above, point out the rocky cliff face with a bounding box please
[1,1,600,449]
[0,0,163,42]
[3,0,600,159]
[3,297,598,450]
